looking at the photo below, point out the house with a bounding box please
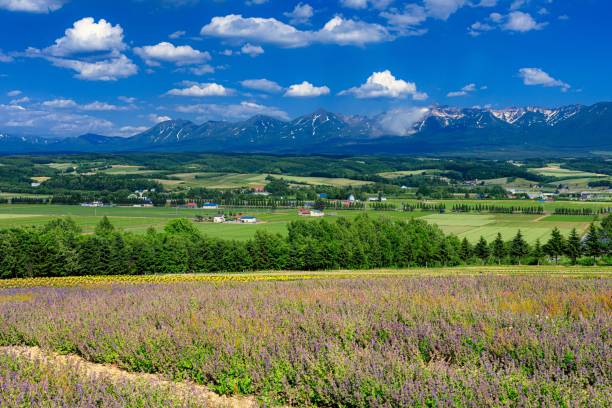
[203,203,219,209]
[213,215,225,223]
[186,202,198,208]
[240,216,257,224]
[318,193,329,199]
[251,184,266,193]
[31,182,41,187]
[81,201,104,207]
[309,210,325,217]
[348,194,356,202]
[298,209,311,216]
[368,197,387,202]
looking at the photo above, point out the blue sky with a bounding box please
[0,0,610,137]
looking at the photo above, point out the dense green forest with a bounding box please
[0,214,610,279]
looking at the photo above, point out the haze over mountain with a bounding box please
[1,102,611,156]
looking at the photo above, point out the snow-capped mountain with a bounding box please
[1,103,610,155]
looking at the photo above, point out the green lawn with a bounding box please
[0,204,598,243]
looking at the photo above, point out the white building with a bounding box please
[213,215,225,223]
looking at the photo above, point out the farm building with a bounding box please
[203,203,219,209]
[309,210,325,217]
[298,209,311,216]
[213,215,225,223]
[240,216,257,224]
[186,202,198,208]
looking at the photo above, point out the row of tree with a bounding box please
[451,204,545,214]
[554,207,612,215]
[0,214,610,279]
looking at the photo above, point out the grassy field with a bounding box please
[0,204,600,242]
[99,165,162,175]
[0,268,609,406]
[530,165,607,178]
[159,172,372,190]
[389,198,612,212]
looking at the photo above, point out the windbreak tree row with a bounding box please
[0,214,611,279]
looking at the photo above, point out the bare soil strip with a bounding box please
[0,346,258,408]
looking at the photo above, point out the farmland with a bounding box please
[0,203,600,242]
[0,268,610,406]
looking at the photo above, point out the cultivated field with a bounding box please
[0,268,610,406]
[0,204,599,242]
[158,172,372,190]
[529,165,607,178]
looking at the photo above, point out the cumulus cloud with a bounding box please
[45,17,126,56]
[167,82,233,97]
[240,43,264,57]
[518,68,570,91]
[169,30,186,39]
[340,70,427,100]
[189,64,215,75]
[48,54,138,81]
[201,14,391,47]
[424,0,467,20]
[504,11,546,32]
[378,107,430,136]
[134,42,211,66]
[25,17,137,81]
[7,90,21,97]
[284,3,314,25]
[469,10,545,35]
[240,78,283,93]
[80,101,131,111]
[284,81,330,97]
[381,4,428,32]
[0,0,66,13]
[175,101,289,121]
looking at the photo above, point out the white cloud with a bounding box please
[80,101,130,111]
[49,54,138,81]
[519,67,570,91]
[149,114,172,123]
[7,90,21,97]
[0,0,66,13]
[340,70,427,100]
[201,14,391,47]
[189,64,215,75]
[469,10,545,36]
[340,0,392,10]
[378,107,430,136]
[42,98,77,108]
[284,81,330,97]
[42,98,133,111]
[504,11,546,32]
[0,50,14,63]
[169,30,186,39]
[240,43,264,57]
[424,0,466,20]
[134,42,211,66]
[167,82,233,97]
[10,96,30,105]
[284,3,314,25]
[381,4,427,30]
[175,101,289,121]
[0,103,115,136]
[118,96,137,103]
[45,17,126,56]
[241,78,283,93]
[447,83,479,97]
[118,126,149,136]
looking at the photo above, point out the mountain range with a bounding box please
[1,102,611,156]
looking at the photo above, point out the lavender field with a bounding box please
[0,273,611,406]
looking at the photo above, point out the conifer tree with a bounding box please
[565,228,582,264]
[583,223,601,258]
[492,233,506,264]
[509,230,530,264]
[474,236,490,263]
[544,227,565,263]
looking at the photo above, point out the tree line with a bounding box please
[0,214,610,279]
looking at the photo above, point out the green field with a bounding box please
[159,172,372,190]
[530,165,607,178]
[0,204,599,243]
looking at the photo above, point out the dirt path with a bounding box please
[0,346,258,408]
